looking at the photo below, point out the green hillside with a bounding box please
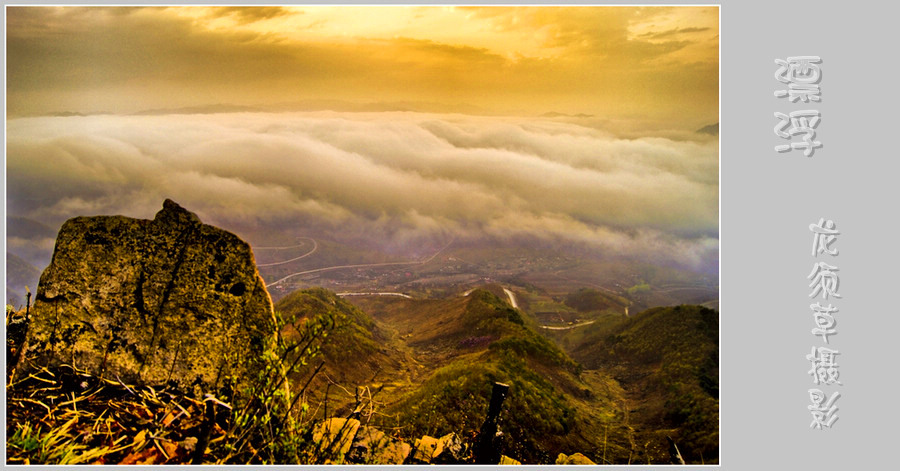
[358,289,631,464]
[564,287,629,314]
[7,278,717,465]
[569,304,719,463]
[274,288,419,421]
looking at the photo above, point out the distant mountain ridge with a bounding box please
[6,216,57,240]
[6,252,40,307]
[696,123,719,136]
[540,111,595,118]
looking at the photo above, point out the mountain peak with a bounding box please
[154,199,201,228]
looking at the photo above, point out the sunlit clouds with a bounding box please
[7,6,718,126]
[6,6,718,274]
[7,112,718,271]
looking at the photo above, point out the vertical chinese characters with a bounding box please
[808,389,840,430]
[775,56,821,102]
[775,57,822,157]
[810,302,837,343]
[807,218,842,429]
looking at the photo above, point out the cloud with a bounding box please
[639,26,711,40]
[205,7,297,25]
[5,6,717,127]
[6,111,717,272]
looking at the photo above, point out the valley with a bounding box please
[255,236,717,311]
[256,236,719,464]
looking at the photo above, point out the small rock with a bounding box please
[346,426,410,464]
[555,452,596,465]
[432,432,465,464]
[312,417,361,461]
[180,437,198,453]
[406,435,440,464]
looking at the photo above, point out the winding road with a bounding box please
[263,239,453,289]
[256,237,318,267]
[502,287,519,309]
[463,287,520,310]
[337,292,413,299]
[539,320,597,331]
[260,241,621,332]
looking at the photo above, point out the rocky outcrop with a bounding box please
[308,417,598,464]
[21,200,275,396]
[311,418,466,465]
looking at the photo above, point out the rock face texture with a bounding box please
[23,200,275,395]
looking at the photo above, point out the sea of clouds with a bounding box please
[6,111,718,272]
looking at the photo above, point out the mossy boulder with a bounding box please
[21,199,276,396]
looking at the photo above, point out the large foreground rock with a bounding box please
[22,200,275,395]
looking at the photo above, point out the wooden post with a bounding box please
[666,436,685,465]
[25,288,32,321]
[474,382,509,464]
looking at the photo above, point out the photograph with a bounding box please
[5,5,719,465]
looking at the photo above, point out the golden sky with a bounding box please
[7,6,718,126]
[7,6,720,275]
